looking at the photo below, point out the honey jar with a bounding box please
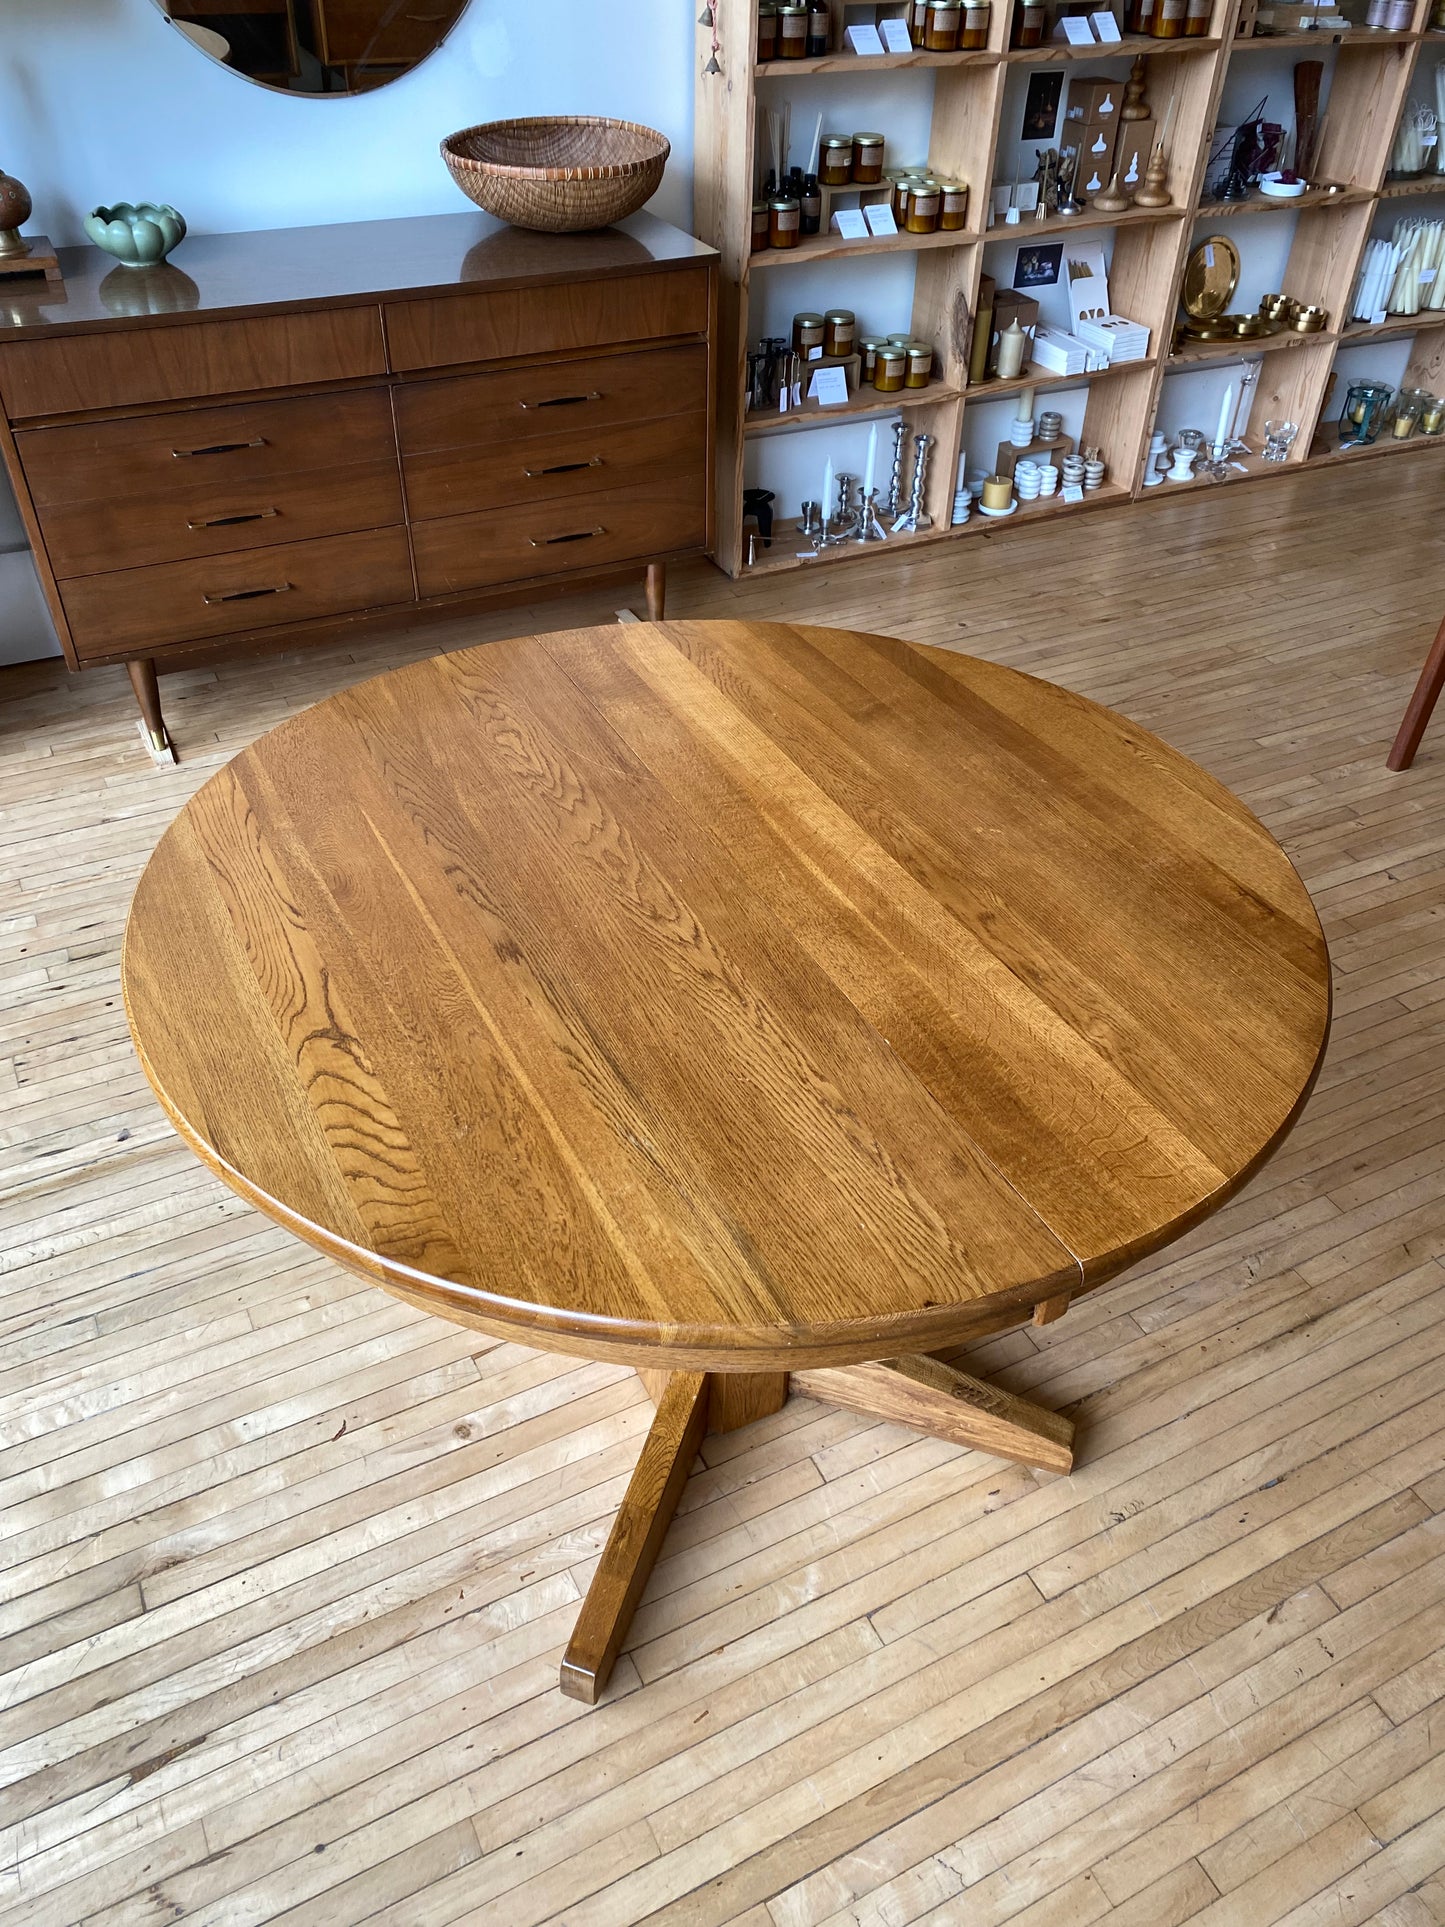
[1151,0,1186,35]
[792,311,826,354]
[1184,0,1211,30]
[905,178,942,231]
[925,0,962,47]
[776,4,808,57]
[961,0,991,44]
[751,200,771,249]
[858,335,886,377]
[873,344,907,392]
[939,180,969,228]
[807,2,830,53]
[820,135,853,185]
[904,340,934,387]
[823,308,856,356]
[1125,0,1156,26]
[1012,0,1045,42]
[852,132,886,182]
[768,195,801,247]
[909,0,930,40]
[756,3,779,60]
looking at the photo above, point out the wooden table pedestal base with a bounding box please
[559,1353,1076,1704]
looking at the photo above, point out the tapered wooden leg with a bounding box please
[1387,613,1445,771]
[792,1353,1074,1473]
[561,1370,708,1703]
[645,560,666,622]
[634,1367,788,1434]
[126,658,175,762]
[1033,1292,1071,1326]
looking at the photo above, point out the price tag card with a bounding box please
[844,22,887,53]
[830,206,871,239]
[1061,482,1085,503]
[1091,9,1123,35]
[879,17,914,50]
[864,200,899,235]
[1060,16,1096,41]
[807,365,851,406]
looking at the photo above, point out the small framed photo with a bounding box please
[1014,241,1063,289]
[1022,71,1064,141]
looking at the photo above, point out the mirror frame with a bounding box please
[152,0,473,99]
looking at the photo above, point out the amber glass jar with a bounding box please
[909,0,930,41]
[852,132,886,182]
[777,4,808,56]
[939,180,969,228]
[1151,0,1186,35]
[904,341,934,387]
[820,135,853,185]
[1125,0,1156,26]
[1183,0,1210,30]
[792,311,826,354]
[756,4,779,59]
[961,0,991,44]
[925,1,962,46]
[873,345,907,392]
[807,2,829,52]
[858,335,885,378]
[769,196,801,247]
[1012,0,1045,44]
[751,200,771,249]
[904,180,942,231]
[823,308,856,356]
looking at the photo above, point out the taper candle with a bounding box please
[862,422,878,495]
[822,455,834,521]
[1215,380,1235,450]
[1016,385,1035,422]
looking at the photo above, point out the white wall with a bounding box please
[0,0,697,663]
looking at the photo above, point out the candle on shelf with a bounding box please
[1215,380,1235,450]
[822,455,834,522]
[996,319,1027,380]
[863,422,878,496]
[1015,385,1035,422]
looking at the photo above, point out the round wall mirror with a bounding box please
[153,0,471,95]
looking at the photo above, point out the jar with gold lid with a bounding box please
[925,0,962,47]
[792,311,826,354]
[1184,0,1211,30]
[904,340,934,387]
[776,4,808,57]
[819,135,853,186]
[909,0,930,41]
[1012,0,1045,43]
[751,200,771,250]
[939,180,969,228]
[858,335,886,378]
[756,4,779,60]
[961,0,991,45]
[823,308,856,356]
[873,344,907,392]
[905,179,942,231]
[852,132,886,183]
[768,196,801,247]
[1151,0,1186,36]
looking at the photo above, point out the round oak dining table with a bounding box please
[123,620,1331,1702]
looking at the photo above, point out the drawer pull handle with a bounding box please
[187,508,279,530]
[524,457,604,477]
[530,527,605,547]
[173,437,267,458]
[203,582,293,605]
[518,392,602,410]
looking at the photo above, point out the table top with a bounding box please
[122,621,1331,1371]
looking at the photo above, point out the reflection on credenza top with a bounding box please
[0,209,716,341]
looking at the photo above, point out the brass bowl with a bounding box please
[1293,305,1329,332]
[1232,313,1271,337]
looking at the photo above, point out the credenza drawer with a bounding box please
[59,525,413,661]
[394,343,708,454]
[411,475,707,599]
[0,307,385,420]
[385,265,710,373]
[18,389,395,508]
[403,409,706,522]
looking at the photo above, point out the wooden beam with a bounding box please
[1033,1293,1071,1327]
[792,1354,1074,1473]
[634,1368,789,1433]
[561,1371,709,1704]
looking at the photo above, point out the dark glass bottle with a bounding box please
[801,173,821,233]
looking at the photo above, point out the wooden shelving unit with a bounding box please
[695,0,1445,577]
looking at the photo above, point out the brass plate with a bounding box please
[1181,235,1242,321]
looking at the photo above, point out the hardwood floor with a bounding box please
[2,460,1444,1926]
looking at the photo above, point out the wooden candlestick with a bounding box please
[1090,163,1133,213]
[1120,55,1151,121]
[1132,144,1172,208]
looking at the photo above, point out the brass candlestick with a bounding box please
[1132,144,1172,209]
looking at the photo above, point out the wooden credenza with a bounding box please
[0,210,716,756]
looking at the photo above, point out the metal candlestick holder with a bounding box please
[854,488,889,542]
[892,432,935,534]
[884,420,908,517]
[819,472,861,546]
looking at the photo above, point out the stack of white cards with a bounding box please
[1075,314,1150,363]
[1030,326,1092,376]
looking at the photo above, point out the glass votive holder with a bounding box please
[1421,394,1445,436]
[1390,388,1430,440]
[1262,419,1298,463]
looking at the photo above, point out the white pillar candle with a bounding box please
[822,456,834,519]
[1015,385,1035,423]
[1215,381,1235,449]
[863,422,878,496]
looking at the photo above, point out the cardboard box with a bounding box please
[1069,117,1119,195]
[1065,77,1122,124]
[988,287,1041,377]
[1113,116,1155,198]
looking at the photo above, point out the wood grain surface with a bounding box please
[121,620,1331,1371]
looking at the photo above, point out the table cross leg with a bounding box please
[794,1354,1074,1472]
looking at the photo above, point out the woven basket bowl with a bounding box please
[441,116,670,233]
